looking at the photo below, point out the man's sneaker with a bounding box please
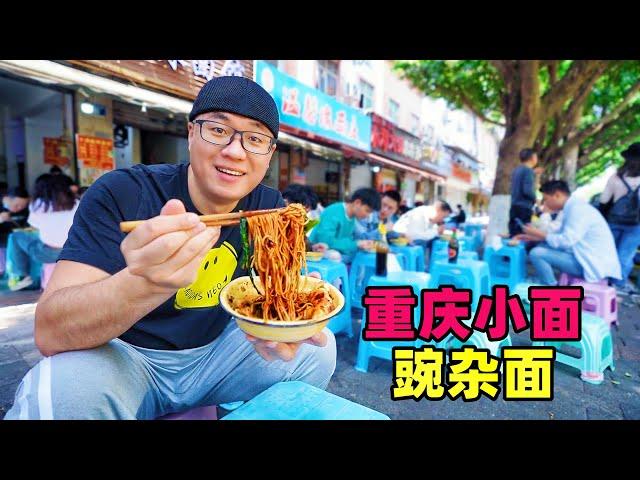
[8,275,33,291]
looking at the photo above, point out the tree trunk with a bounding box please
[486,194,512,244]
[562,144,579,190]
[492,128,535,195]
[486,129,534,243]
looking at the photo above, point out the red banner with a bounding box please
[452,163,472,183]
[43,137,71,167]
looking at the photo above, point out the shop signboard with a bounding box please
[452,162,472,183]
[255,61,371,152]
[64,60,254,100]
[43,137,71,167]
[370,113,422,165]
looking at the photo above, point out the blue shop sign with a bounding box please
[255,61,371,152]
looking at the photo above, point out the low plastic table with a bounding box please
[221,381,390,420]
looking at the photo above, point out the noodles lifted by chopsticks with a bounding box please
[237,203,334,322]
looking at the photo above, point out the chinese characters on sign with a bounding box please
[360,285,583,401]
[76,134,114,186]
[167,60,246,81]
[371,113,422,163]
[255,61,371,152]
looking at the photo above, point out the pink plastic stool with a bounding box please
[574,281,618,326]
[41,263,56,290]
[558,273,617,325]
[157,405,218,420]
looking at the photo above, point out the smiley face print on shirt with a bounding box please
[174,241,238,309]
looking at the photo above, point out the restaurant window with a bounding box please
[388,98,400,124]
[359,79,374,110]
[317,60,338,97]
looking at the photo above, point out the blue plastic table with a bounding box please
[222,381,390,420]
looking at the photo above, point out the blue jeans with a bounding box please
[6,231,61,278]
[609,223,640,287]
[529,244,584,286]
[4,321,337,419]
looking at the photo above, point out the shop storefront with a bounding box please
[368,113,444,206]
[0,73,75,191]
[254,60,371,206]
[0,60,253,188]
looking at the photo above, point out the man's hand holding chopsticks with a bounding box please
[120,199,220,293]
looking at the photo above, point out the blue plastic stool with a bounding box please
[390,245,426,272]
[429,250,479,270]
[221,381,390,420]
[513,281,538,315]
[355,271,437,373]
[463,224,484,250]
[463,223,484,239]
[306,258,353,337]
[483,244,527,291]
[532,313,615,385]
[467,235,483,252]
[432,238,471,255]
[392,250,408,270]
[428,259,491,310]
[348,251,377,309]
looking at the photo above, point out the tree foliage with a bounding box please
[395,60,640,189]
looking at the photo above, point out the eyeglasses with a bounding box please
[192,119,276,155]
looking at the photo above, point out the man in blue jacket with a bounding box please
[509,148,538,236]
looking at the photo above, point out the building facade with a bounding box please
[0,60,253,191]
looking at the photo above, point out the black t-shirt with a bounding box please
[58,162,285,350]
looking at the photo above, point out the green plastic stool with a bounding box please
[440,318,512,359]
[533,313,614,385]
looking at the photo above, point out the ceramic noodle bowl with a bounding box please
[219,275,345,343]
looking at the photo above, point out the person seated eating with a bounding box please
[515,180,621,285]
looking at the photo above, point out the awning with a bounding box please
[0,60,193,115]
[277,131,343,161]
[368,152,445,183]
[446,176,473,191]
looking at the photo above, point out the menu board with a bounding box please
[76,134,114,186]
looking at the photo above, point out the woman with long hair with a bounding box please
[599,143,640,293]
[7,173,79,291]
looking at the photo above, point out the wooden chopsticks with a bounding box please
[119,207,283,233]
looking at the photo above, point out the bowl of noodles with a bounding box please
[220,274,344,343]
[219,202,345,343]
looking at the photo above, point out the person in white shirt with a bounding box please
[393,200,452,242]
[517,180,621,285]
[7,173,79,291]
[392,200,452,264]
